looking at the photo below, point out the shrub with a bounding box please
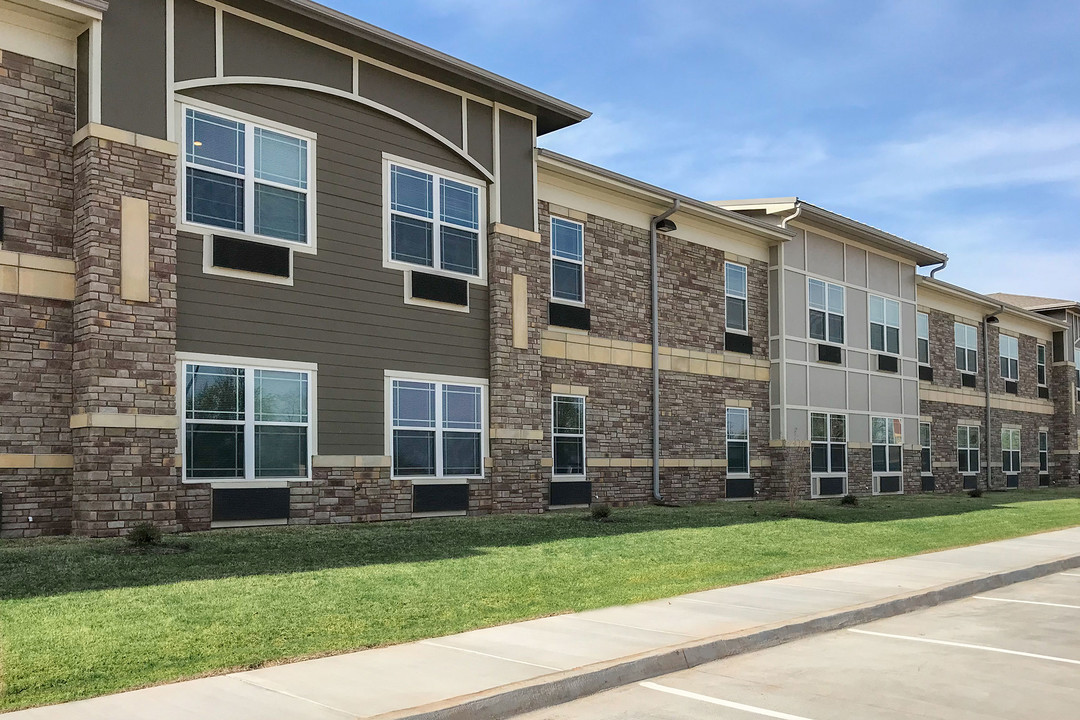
[840,494,859,506]
[590,503,612,521]
[126,522,163,547]
[968,488,983,498]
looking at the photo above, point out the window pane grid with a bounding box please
[553,395,585,476]
[999,335,1019,381]
[811,412,847,474]
[551,218,585,303]
[390,163,481,277]
[391,379,484,478]
[871,416,903,473]
[726,263,748,332]
[809,279,844,343]
[955,323,979,372]
[870,295,901,354]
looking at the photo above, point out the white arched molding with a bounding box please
[172,76,496,183]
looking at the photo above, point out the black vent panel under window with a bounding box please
[549,302,591,331]
[921,476,935,492]
[0,205,5,243]
[212,488,290,522]
[877,354,899,373]
[726,477,754,499]
[725,332,753,355]
[877,475,901,494]
[410,271,469,307]
[817,476,845,496]
[1005,475,1020,489]
[817,344,842,364]
[1005,380,1018,395]
[918,365,934,382]
[1038,386,1050,399]
[413,483,469,513]
[550,480,592,506]
[962,476,978,490]
[212,235,290,278]
[961,373,977,389]
[1039,475,1050,487]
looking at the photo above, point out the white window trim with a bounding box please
[871,416,904,481]
[955,322,979,374]
[999,334,1019,381]
[724,262,749,335]
[381,153,488,284]
[916,311,930,366]
[869,294,901,355]
[383,369,488,481]
[1039,430,1050,475]
[176,98,318,255]
[807,277,845,346]
[1036,344,1048,387]
[552,394,586,480]
[957,424,981,476]
[177,352,318,484]
[810,412,848,478]
[919,421,933,476]
[725,407,750,478]
[550,216,585,307]
[1001,427,1021,475]
[811,476,848,499]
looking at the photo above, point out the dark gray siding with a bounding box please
[176,85,489,456]
[76,30,88,128]
[467,100,493,172]
[357,60,462,147]
[174,0,216,83]
[499,110,535,230]
[100,0,167,138]
[222,14,353,92]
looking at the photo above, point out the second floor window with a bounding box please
[870,295,901,355]
[917,312,930,365]
[725,262,748,333]
[1001,428,1021,475]
[389,161,482,277]
[810,412,846,473]
[551,218,584,303]
[871,416,902,473]
[957,425,980,474]
[955,322,979,374]
[809,278,844,344]
[999,335,1019,381]
[183,107,312,245]
[1037,344,1047,387]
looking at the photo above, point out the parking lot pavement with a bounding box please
[513,571,1080,720]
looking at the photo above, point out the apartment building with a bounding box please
[1,0,1077,538]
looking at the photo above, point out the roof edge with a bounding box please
[919,277,1068,329]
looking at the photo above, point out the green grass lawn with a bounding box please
[2,489,1079,711]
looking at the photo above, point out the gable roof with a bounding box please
[987,293,1080,313]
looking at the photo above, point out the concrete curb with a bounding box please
[374,553,1080,720]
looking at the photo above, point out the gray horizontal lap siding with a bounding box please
[175,85,489,457]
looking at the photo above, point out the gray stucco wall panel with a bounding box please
[498,110,535,231]
[808,366,847,409]
[357,60,462,146]
[870,374,904,414]
[806,232,844,281]
[868,253,900,296]
[174,0,217,82]
[467,100,494,172]
[223,14,353,92]
[100,0,167,138]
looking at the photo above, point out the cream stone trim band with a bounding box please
[73,123,179,156]
[70,413,179,429]
[920,385,1056,415]
[551,383,590,396]
[490,428,544,440]
[0,251,75,301]
[546,204,588,223]
[312,455,391,468]
[0,454,74,469]
[490,223,541,243]
[542,329,770,381]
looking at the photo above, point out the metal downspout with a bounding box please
[983,305,1004,490]
[651,199,680,502]
[929,259,948,278]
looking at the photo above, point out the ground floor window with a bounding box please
[726,407,750,476]
[919,422,932,475]
[182,357,313,481]
[810,412,846,473]
[957,425,980,475]
[389,375,485,478]
[553,395,586,476]
[871,417,903,473]
[1001,428,1021,475]
[1039,431,1049,475]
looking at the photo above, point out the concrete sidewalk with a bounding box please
[9,527,1080,720]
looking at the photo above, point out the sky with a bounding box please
[335,0,1080,300]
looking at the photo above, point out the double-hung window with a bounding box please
[183,107,312,246]
[1039,431,1049,475]
[808,278,844,344]
[869,295,901,355]
[917,312,930,365]
[810,413,847,474]
[957,425,980,474]
[390,378,484,478]
[725,263,748,333]
[551,218,584,303]
[955,323,979,374]
[1001,428,1021,476]
[871,417,903,473]
[1037,344,1047,387]
[182,360,312,481]
[920,422,932,475]
[388,160,483,278]
[553,395,586,477]
[726,407,750,476]
[999,335,1019,381]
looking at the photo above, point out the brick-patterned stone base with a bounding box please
[0,469,72,538]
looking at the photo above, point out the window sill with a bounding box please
[383,258,487,285]
[552,475,587,482]
[403,477,476,485]
[726,473,751,479]
[179,222,317,255]
[184,478,310,486]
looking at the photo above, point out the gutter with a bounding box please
[650,199,680,502]
[982,305,1004,491]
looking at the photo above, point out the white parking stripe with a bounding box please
[418,641,563,671]
[640,681,817,720]
[973,596,1080,610]
[848,629,1080,665]
[1061,573,1080,578]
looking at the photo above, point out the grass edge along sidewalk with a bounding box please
[2,489,1080,711]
